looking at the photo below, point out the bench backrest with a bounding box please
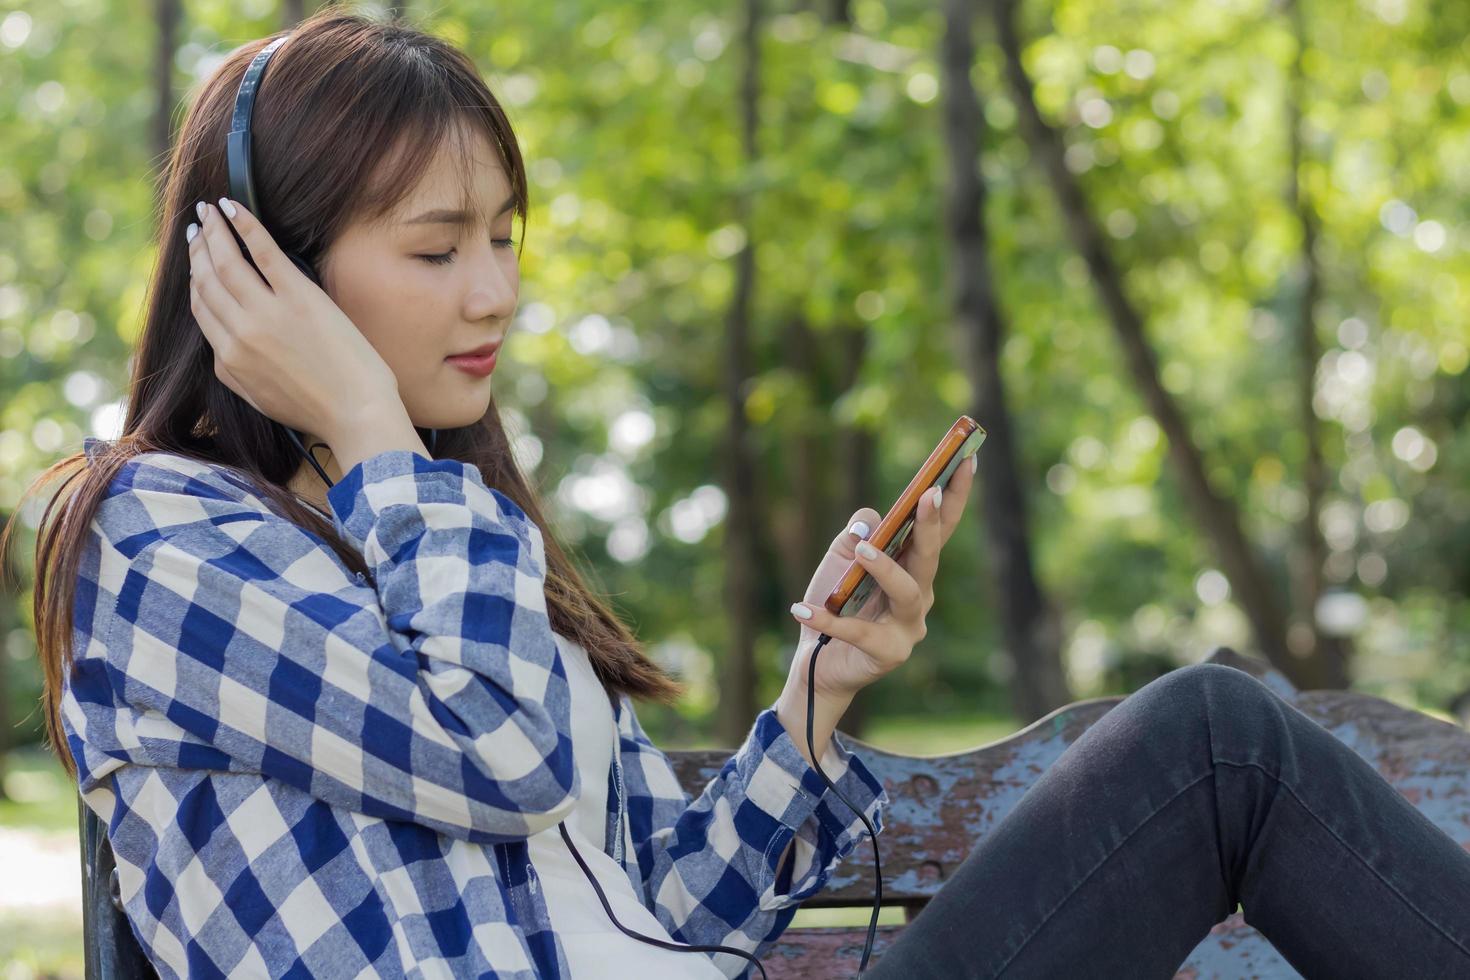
[658,646,1470,977]
[79,646,1470,979]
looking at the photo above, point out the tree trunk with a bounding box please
[990,0,1343,690]
[773,314,888,739]
[152,0,180,217]
[783,313,829,606]
[718,0,764,745]
[1284,0,1353,683]
[836,328,880,738]
[942,0,1071,723]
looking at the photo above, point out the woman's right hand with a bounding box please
[185,197,400,441]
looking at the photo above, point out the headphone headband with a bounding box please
[223,34,318,288]
[226,35,289,216]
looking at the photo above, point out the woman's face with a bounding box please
[318,126,519,432]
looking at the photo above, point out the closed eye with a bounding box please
[417,239,519,265]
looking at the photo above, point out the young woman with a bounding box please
[9,8,1469,980]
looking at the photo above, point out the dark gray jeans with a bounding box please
[863,662,1470,979]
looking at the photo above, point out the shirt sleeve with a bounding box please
[617,694,889,978]
[71,448,580,844]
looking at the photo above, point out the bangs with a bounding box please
[353,112,527,240]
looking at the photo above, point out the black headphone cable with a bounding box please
[558,631,883,979]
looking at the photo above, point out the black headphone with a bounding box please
[225,31,881,980]
[225,34,439,490]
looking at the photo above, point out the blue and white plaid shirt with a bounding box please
[63,438,889,978]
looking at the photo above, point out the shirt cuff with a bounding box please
[324,449,541,573]
[742,703,889,910]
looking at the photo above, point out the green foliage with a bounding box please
[1,0,1467,762]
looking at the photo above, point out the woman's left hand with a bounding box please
[788,453,978,701]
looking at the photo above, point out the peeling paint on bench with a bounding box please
[665,647,1470,978]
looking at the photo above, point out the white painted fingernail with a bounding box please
[196,200,206,221]
[186,223,198,243]
[972,454,978,474]
[218,197,236,218]
[848,520,870,540]
[933,487,943,511]
[790,602,813,620]
[856,541,878,559]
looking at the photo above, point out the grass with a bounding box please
[790,902,909,929]
[858,710,1021,756]
[0,746,78,834]
[0,909,84,980]
[0,749,84,980]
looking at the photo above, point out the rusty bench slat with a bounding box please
[761,926,907,970]
[668,698,1128,908]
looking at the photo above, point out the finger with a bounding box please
[938,452,978,543]
[904,485,945,593]
[214,197,293,293]
[188,228,239,339]
[190,279,259,416]
[196,201,272,310]
[853,533,925,622]
[212,354,262,413]
[189,275,235,362]
[790,599,895,658]
[190,288,262,415]
[829,507,881,560]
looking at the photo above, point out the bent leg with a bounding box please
[863,663,1470,979]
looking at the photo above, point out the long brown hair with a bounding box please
[0,8,683,782]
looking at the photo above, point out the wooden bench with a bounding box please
[663,646,1470,977]
[81,646,1470,978]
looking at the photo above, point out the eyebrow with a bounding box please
[402,196,516,225]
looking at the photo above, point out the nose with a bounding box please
[462,244,518,323]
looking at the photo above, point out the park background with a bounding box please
[2,0,1468,974]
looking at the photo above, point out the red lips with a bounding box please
[449,341,501,358]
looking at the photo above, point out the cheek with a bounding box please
[338,274,450,372]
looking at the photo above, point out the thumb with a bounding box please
[829,507,881,559]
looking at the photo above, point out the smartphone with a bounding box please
[822,416,987,618]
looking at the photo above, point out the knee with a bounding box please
[1160,661,1270,697]
[1128,662,1274,732]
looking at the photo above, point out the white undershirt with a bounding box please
[525,635,726,979]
